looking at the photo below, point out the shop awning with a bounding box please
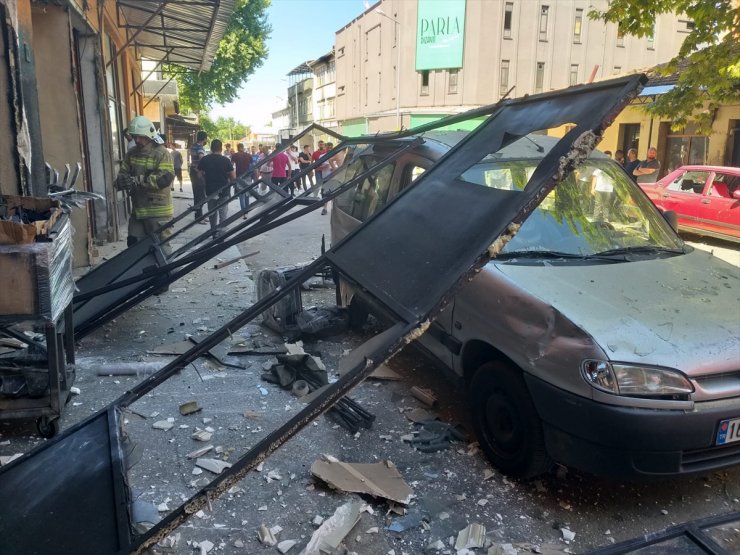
[116,0,235,72]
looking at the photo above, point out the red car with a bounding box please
[639,165,740,242]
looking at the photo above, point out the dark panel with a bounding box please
[0,410,130,554]
[327,77,643,322]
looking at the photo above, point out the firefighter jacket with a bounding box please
[117,142,175,220]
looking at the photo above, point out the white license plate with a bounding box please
[716,417,740,445]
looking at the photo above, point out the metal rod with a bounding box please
[106,1,168,68]
[142,77,174,110]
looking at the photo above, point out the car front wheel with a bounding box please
[469,361,552,479]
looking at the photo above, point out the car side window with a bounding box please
[708,173,739,198]
[666,171,708,194]
[349,162,395,221]
[399,165,427,192]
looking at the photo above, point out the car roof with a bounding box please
[667,165,740,174]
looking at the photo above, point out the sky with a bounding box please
[209,0,369,129]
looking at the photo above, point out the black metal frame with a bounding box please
[588,510,740,554]
[1,77,648,554]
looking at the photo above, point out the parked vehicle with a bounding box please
[330,133,740,479]
[639,165,740,243]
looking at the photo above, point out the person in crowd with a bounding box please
[604,150,613,159]
[231,143,252,215]
[224,143,233,159]
[271,147,292,195]
[170,143,184,192]
[259,145,273,192]
[287,145,301,192]
[614,150,625,166]
[633,147,661,184]
[624,148,640,181]
[198,139,235,238]
[299,144,314,191]
[115,116,174,247]
[190,131,209,223]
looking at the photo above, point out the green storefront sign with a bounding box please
[416,0,466,71]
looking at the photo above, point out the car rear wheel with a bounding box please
[469,361,552,479]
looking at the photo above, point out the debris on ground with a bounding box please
[368,364,402,381]
[277,539,298,553]
[257,524,282,546]
[192,428,213,442]
[295,305,348,337]
[195,458,232,474]
[300,499,363,555]
[488,542,519,555]
[405,420,468,452]
[561,527,576,542]
[92,361,163,376]
[186,445,213,459]
[405,407,437,423]
[410,386,438,408]
[152,419,174,431]
[229,339,288,356]
[311,455,413,504]
[455,523,487,550]
[179,401,202,415]
[0,454,23,466]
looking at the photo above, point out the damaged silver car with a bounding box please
[331,133,740,479]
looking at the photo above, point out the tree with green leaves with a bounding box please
[167,0,271,114]
[590,1,739,132]
[199,114,249,142]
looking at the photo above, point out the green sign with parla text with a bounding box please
[416,0,466,71]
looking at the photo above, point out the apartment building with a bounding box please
[335,0,688,135]
[308,50,338,136]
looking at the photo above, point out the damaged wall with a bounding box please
[31,3,90,267]
[0,3,20,195]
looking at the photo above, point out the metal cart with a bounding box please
[0,208,75,437]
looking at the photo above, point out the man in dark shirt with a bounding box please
[624,148,640,182]
[633,147,661,184]
[299,145,314,190]
[198,139,235,237]
[190,131,208,222]
[231,143,252,213]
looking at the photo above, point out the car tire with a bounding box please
[469,361,552,479]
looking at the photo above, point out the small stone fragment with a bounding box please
[196,458,232,474]
[312,515,324,526]
[277,539,297,553]
[192,428,213,442]
[561,528,576,542]
[257,524,279,546]
[152,420,174,431]
[70,387,81,395]
[187,445,214,459]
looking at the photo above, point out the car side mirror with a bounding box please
[733,190,740,200]
[662,210,679,232]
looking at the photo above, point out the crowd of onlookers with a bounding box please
[604,146,661,184]
[182,131,344,236]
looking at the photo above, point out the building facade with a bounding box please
[0,0,231,265]
[308,50,338,139]
[335,0,688,135]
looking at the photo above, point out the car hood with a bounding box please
[494,249,740,376]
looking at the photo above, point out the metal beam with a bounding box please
[130,50,174,96]
[107,0,169,68]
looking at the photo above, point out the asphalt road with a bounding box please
[0,189,738,554]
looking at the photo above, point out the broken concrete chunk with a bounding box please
[197,539,214,554]
[561,528,576,542]
[410,386,438,408]
[277,539,297,553]
[195,458,232,474]
[158,533,180,549]
[300,500,362,555]
[369,364,402,380]
[455,523,486,550]
[179,401,202,415]
[311,457,413,504]
[488,543,518,555]
[192,428,213,442]
[257,524,280,546]
[0,454,23,466]
[312,515,324,526]
[70,386,81,395]
[405,407,436,423]
[186,445,214,459]
[427,539,446,551]
[152,420,174,431]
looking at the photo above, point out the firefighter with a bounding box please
[116,115,175,248]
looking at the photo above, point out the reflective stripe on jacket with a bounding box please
[119,143,174,220]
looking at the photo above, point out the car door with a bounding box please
[656,169,712,232]
[691,171,740,240]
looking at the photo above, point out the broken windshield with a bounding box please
[460,159,685,258]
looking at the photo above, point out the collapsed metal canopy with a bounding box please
[116,0,235,72]
[0,77,649,554]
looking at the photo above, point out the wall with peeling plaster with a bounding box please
[32,4,90,266]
